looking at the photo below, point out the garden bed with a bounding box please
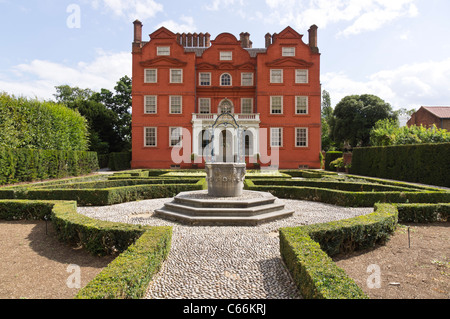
[333,222,450,299]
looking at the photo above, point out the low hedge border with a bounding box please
[279,202,449,299]
[395,203,449,223]
[251,178,422,192]
[279,204,397,299]
[1,181,204,206]
[244,180,450,207]
[0,199,172,299]
[75,226,172,299]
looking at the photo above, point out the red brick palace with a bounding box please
[131,21,321,169]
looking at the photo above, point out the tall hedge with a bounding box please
[0,93,89,151]
[0,148,99,185]
[350,143,450,188]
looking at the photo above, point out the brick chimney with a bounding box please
[205,33,211,47]
[133,20,142,43]
[133,20,143,53]
[240,32,251,48]
[265,33,272,48]
[308,25,319,53]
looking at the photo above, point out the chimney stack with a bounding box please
[240,32,251,48]
[265,33,272,48]
[133,20,142,43]
[308,25,319,53]
[205,33,211,47]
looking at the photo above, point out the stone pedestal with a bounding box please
[205,163,246,197]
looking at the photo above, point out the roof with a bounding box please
[422,106,450,119]
[184,47,267,57]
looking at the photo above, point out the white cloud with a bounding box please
[322,58,450,109]
[204,0,244,11]
[90,0,164,21]
[1,50,131,100]
[154,15,196,33]
[264,0,419,36]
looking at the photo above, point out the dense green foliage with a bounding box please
[54,76,132,154]
[0,93,89,151]
[108,152,132,171]
[0,148,99,185]
[370,118,450,146]
[330,94,397,148]
[324,151,343,171]
[351,143,450,187]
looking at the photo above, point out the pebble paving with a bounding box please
[77,198,373,299]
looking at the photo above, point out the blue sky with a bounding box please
[1,0,449,111]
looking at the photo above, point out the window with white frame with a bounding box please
[144,69,157,83]
[170,127,183,147]
[271,128,283,147]
[199,73,211,86]
[220,51,232,61]
[295,96,308,114]
[282,47,295,56]
[295,69,308,83]
[296,128,308,147]
[144,127,157,147]
[241,73,254,86]
[170,69,183,83]
[241,98,253,114]
[270,96,283,114]
[157,46,170,56]
[170,96,182,114]
[270,69,283,83]
[144,96,157,114]
[199,98,211,114]
[220,73,232,86]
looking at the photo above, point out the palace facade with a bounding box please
[131,21,321,169]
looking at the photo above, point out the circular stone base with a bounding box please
[154,190,294,226]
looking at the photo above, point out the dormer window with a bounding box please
[282,47,295,56]
[220,51,233,61]
[157,46,170,56]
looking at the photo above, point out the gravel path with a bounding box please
[77,198,373,299]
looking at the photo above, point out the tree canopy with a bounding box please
[54,75,132,154]
[330,94,397,148]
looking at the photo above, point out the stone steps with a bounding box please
[154,190,294,226]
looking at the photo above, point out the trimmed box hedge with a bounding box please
[279,203,398,299]
[395,203,449,223]
[351,143,450,188]
[11,183,203,206]
[75,226,172,299]
[245,179,450,207]
[0,199,172,299]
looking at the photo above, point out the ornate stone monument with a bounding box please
[205,162,246,197]
[154,111,294,225]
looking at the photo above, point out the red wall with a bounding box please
[131,26,321,169]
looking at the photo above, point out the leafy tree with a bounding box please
[330,94,397,148]
[53,76,132,154]
[321,90,335,151]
